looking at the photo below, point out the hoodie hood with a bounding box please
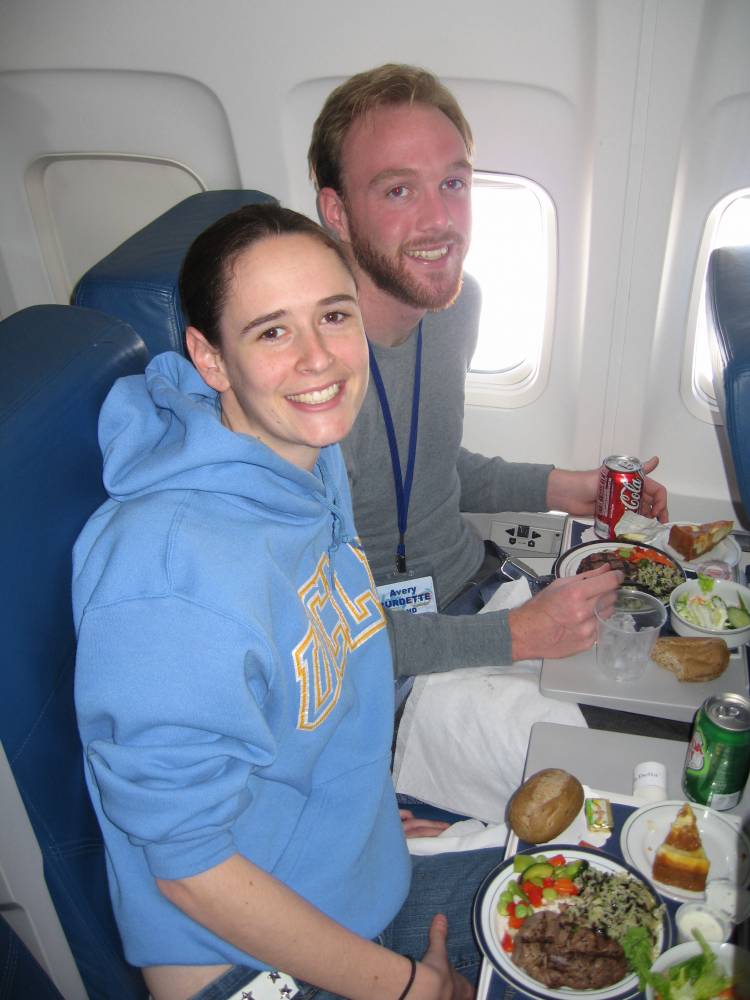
[99,351,353,545]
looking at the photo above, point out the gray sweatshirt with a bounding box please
[342,274,553,677]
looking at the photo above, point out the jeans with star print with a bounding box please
[189,847,499,999]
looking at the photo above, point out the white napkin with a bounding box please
[392,578,587,825]
[406,818,508,856]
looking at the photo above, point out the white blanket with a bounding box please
[406,818,507,855]
[392,578,587,825]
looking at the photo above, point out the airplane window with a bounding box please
[464,172,556,408]
[686,189,750,419]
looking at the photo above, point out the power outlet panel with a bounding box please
[489,513,564,558]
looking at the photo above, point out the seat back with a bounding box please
[73,189,278,358]
[0,913,65,999]
[707,245,750,520]
[0,305,150,999]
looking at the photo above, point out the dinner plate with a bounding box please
[473,846,670,1000]
[620,800,750,903]
[553,540,686,603]
[654,524,741,571]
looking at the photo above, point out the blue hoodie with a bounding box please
[73,352,410,969]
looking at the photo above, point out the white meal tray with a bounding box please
[544,520,749,721]
[477,786,645,1000]
[477,786,747,999]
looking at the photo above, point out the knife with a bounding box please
[483,543,555,599]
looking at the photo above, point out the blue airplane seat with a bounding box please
[69,190,474,815]
[73,189,278,358]
[707,245,750,518]
[0,305,150,999]
[0,914,65,999]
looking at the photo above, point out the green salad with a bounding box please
[623,928,743,1000]
[674,576,750,631]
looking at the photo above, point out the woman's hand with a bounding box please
[400,809,450,839]
[414,914,476,999]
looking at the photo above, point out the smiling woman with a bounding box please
[179,206,368,470]
[71,202,501,1000]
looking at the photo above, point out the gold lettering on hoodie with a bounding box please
[293,546,385,730]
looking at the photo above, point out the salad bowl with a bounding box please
[669,578,750,649]
[645,940,750,1000]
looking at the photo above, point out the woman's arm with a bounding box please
[156,853,473,1000]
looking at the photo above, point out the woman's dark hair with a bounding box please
[179,202,355,346]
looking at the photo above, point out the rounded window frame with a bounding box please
[680,188,750,426]
[464,170,557,409]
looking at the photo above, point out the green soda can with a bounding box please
[683,693,750,811]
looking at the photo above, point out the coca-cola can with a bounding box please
[594,455,644,539]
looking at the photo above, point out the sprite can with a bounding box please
[683,693,750,811]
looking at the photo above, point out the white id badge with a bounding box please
[376,573,437,615]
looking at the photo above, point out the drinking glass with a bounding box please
[594,590,666,682]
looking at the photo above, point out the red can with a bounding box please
[594,455,644,539]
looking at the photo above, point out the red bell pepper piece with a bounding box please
[521,881,544,907]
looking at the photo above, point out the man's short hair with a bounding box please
[308,63,474,195]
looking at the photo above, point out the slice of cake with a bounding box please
[668,520,733,561]
[652,802,710,892]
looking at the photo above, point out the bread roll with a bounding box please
[508,768,584,844]
[650,636,729,682]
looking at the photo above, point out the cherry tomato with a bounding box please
[521,881,544,907]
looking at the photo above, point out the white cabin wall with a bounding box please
[0,0,747,521]
[642,0,750,522]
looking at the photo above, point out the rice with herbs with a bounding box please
[633,560,683,601]
[567,866,664,947]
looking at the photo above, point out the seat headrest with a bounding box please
[73,189,278,357]
[707,245,750,519]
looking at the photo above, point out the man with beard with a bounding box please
[308,64,668,687]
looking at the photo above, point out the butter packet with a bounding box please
[585,797,613,833]
[614,511,661,543]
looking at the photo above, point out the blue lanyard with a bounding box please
[368,322,423,573]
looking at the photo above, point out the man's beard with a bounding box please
[347,217,464,311]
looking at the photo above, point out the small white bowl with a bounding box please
[646,941,750,999]
[675,901,732,944]
[669,578,750,649]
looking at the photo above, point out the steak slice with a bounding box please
[578,551,631,577]
[512,911,627,990]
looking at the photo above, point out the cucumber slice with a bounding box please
[522,862,554,882]
[513,854,540,874]
[727,605,750,628]
[557,860,588,879]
